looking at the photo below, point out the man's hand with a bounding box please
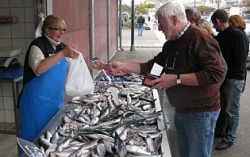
[150,73,177,89]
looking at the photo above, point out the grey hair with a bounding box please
[156,1,187,24]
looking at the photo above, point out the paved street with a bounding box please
[120,22,165,49]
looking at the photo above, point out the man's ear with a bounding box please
[215,18,220,24]
[172,16,178,25]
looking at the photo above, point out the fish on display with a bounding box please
[34,82,165,157]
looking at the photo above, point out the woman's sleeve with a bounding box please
[28,45,45,75]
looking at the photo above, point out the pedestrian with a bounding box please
[211,10,249,150]
[18,15,79,144]
[185,8,201,26]
[137,14,145,36]
[93,2,227,157]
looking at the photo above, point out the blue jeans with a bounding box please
[174,111,219,157]
[217,79,244,143]
[138,23,144,36]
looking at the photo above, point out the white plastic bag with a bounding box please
[66,53,94,97]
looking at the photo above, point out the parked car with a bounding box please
[144,24,151,30]
[122,12,129,22]
[244,19,250,69]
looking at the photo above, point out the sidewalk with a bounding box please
[120,24,165,49]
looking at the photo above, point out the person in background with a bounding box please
[148,15,151,22]
[211,10,249,150]
[229,15,247,31]
[199,18,214,36]
[186,8,214,36]
[137,14,145,36]
[185,8,201,26]
[18,15,79,144]
[94,2,227,157]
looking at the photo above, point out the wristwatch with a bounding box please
[176,74,181,85]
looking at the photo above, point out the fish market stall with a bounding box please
[28,79,171,156]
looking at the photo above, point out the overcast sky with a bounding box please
[122,0,145,5]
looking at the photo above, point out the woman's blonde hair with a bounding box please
[41,15,66,33]
[229,15,246,31]
[199,19,213,36]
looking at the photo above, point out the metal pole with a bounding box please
[89,0,95,76]
[107,0,111,61]
[119,0,124,51]
[130,0,135,51]
[193,0,196,9]
[217,0,220,9]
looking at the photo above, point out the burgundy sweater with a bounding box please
[141,25,227,112]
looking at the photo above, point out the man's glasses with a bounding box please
[48,27,66,32]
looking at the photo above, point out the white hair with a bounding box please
[156,1,187,24]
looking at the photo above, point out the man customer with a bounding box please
[93,2,227,157]
[211,10,249,150]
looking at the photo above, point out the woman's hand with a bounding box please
[62,46,79,59]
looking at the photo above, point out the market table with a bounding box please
[33,81,172,157]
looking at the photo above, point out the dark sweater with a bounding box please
[141,25,227,112]
[215,26,249,80]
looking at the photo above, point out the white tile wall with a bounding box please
[25,22,35,38]
[0,110,6,122]
[2,82,13,97]
[5,110,14,123]
[0,0,35,124]
[0,8,10,15]
[24,0,33,7]
[10,23,25,38]
[0,83,3,96]
[0,0,10,8]
[10,0,24,8]
[0,39,11,47]
[10,8,24,22]
[3,97,14,110]
[0,25,11,38]
[11,39,26,50]
[25,38,33,49]
[0,97,4,110]
[24,7,34,22]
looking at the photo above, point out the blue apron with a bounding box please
[19,58,67,142]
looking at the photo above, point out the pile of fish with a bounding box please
[99,72,143,83]
[37,83,164,157]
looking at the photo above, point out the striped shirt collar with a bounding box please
[176,22,190,39]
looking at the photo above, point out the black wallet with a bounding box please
[142,73,159,87]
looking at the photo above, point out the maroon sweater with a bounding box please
[141,25,227,112]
